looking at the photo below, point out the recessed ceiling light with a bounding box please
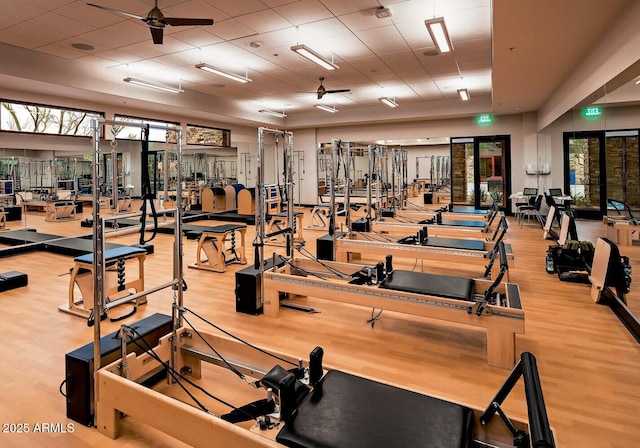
[71,43,95,51]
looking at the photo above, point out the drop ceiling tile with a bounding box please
[338,10,391,32]
[29,12,95,36]
[210,18,260,41]
[235,9,292,34]
[171,28,223,47]
[54,1,126,28]
[203,0,269,17]
[315,0,377,16]
[296,17,350,41]
[356,25,411,54]
[36,42,95,60]
[274,0,333,26]
[3,22,71,47]
[0,15,21,31]
[0,0,47,21]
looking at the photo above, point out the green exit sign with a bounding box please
[476,114,493,126]
[582,106,602,120]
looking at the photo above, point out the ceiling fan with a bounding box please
[87,1,214,45]
[316,77,351,99]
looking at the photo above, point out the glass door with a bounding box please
[605,130,639,212]
[451,136,510,209]
[564,132,604,219]
[451,139,475,206]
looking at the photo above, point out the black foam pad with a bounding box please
[419,237,485,251]
[379,270,474,301]
[276,370,473,448]
[440,220,485,228]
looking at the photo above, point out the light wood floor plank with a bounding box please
[0,204,639,447]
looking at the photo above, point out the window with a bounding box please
[1,100,103,136]
[186,124,231,146]
[112,114,179,143]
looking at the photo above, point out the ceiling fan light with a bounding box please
[291,44,339,70]
[195,63,251,83]
[123,77,183,93]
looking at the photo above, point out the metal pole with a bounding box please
[344,141,352,231]
[91,117,106,399]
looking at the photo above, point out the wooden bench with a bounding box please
[60,246,147,319]
[188,224,247,273]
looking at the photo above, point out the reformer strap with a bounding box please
[139,124,158,245]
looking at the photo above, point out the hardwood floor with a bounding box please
[0,204,639,447]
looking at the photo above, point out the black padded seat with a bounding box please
[439,220,485,228]
[185,223,247,240]
[420,237,485,251]
[448,209,486,214]
[73,246,147,265]
[379,270,474,301]
[276,370,474,448]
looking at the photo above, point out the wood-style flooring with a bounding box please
[0,203,639,447]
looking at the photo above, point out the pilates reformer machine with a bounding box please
[542,206,577,245]
[589,237,640,342]
[334,220,512,280]
[262,246,522,369]
[94,312,554,448]
[602,198,639,246]
[306,142,385,231]
[371,206,504,239]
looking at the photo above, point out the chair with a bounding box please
[519,194,543,227]
[544,194,565,227]
[515,187,537,221]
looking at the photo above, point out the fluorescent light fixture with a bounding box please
[379,97,398,108]
[291,44,339,70]
[424,17,453,54]
[195,63,252,83]
[123,77,183,93]
[259,109,287,118]
[457,88,470,101]
[315,104,338,113]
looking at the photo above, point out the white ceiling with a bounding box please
[0,0,637,130]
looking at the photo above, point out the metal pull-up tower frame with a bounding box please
[255,127,295,299]
[88,118,185,406]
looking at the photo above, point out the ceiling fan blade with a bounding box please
[86,3,146,21]
[163,17,214,27]
[150,27,164,45]
[326,89,351,94]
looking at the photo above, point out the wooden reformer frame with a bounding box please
[334,232,512,280]
[262,257,524,369]
[95,328,554,448]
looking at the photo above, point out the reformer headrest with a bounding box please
[260,365,309,403]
